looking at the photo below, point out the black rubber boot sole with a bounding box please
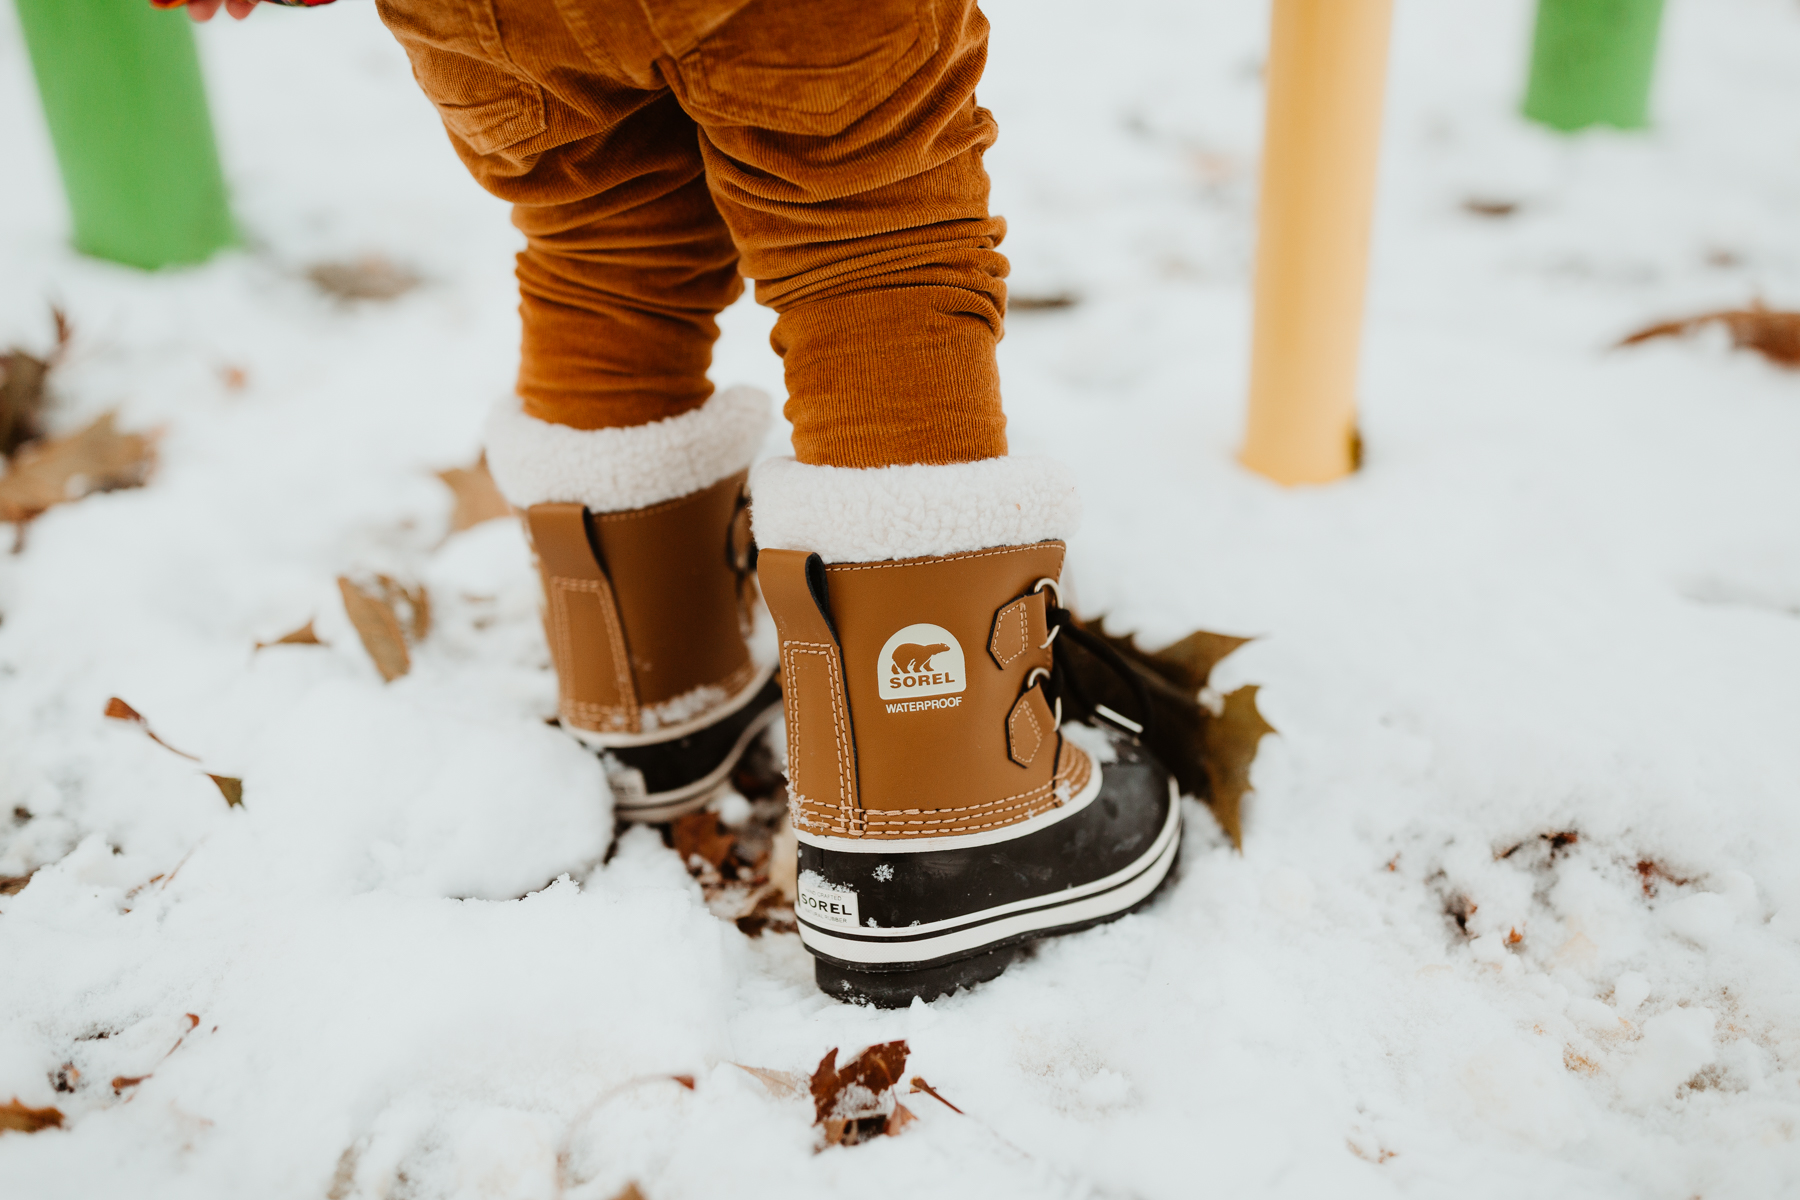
[597,674,783,822]
[809,844,1181,1007]
[796,731,1182,1006]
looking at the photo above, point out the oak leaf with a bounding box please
[1621,302,1800,368]
[0,413,156,524]
[437,456,511,531]
[0,1098,63,1134]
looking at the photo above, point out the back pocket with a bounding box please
[679,0,937,136]
[376,0,547,156]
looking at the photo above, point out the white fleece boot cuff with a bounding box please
[750,456,1081,564]
[484,386,772,512]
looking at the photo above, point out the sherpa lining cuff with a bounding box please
[749,456,1081,564]
[484,386,772,513]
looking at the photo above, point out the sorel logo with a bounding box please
[797,871,861,930]
[877,623,967,706]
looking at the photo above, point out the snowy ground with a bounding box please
[5,0,1800,1195]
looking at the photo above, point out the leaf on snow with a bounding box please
[908,1076,963,1114]
[0,1098,64,1134]
[0,412,156,524]
[1620,301,1800,368]
[672,811,737,871]
[0,871,37,896]
[306,256,420,302]
[436,455,511,531]
[337,575,429,682]
[1203,684,1276,850]
[607,1185,647,1200]
[256,619,321,650]
[733,1063,806,1100]
[811,1041,912,1146]
[104,697,200,761]
[0,306,70,458]
[208,775,244,808]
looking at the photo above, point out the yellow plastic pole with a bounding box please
[1240,0,1394,485]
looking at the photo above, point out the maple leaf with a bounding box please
[104,697,200,761]
[1620,302,1800,368]
[0,1098,64,1134]
[811,1041,912,1145]
[0,413,156,524]
[307,256,420,302]
[255,619,321,650]
[436,455,511,531]
[1065,619,1272,849]
[1203,684,1275,850]
[337,575,429,682]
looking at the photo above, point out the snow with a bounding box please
[4,0,1800,1196]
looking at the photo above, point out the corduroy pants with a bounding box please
[373,0,1010,468]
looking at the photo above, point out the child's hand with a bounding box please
[149,0,263,19]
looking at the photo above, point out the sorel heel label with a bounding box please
[797,871,862,930]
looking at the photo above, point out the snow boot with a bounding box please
[751,456,1181,1006]
[487,387,782,821]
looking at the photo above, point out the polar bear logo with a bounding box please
[891,642,951,674]
[877,623,966,702]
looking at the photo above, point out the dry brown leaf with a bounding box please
[0,412,156,524]
[812,1041,910,1147]
[307,256,420,302]
[1620,302,1800,368]
[437,456,511,532]
[208,775,244,808]
[104,697,201,761]
[110,1075,148,1093]
[1010,292,1079,311]
[0,307,70,458]
[0,872,35,896]
[672,811,737,871]
[908,1076,963,1114]
[1463,197,1519,218]
[884,1103,916,1136]
[255,620,321,650]
[337,577,413,682]
[0,1098,64,1134]
[734,1063,806,1100]
[1203,684,1276,850]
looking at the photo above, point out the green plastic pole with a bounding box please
[1522,0,1665,131]
[13,0,236,268]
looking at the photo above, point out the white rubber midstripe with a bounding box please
[792,756,1104,854]
[797,789,1181,965]
[566,661,776,749]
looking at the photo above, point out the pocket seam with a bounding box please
[678,0,936,135]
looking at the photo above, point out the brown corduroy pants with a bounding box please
[373,0,1011,468]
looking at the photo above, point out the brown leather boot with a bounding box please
[752,456,1181,1005]
[487,388,782,821]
